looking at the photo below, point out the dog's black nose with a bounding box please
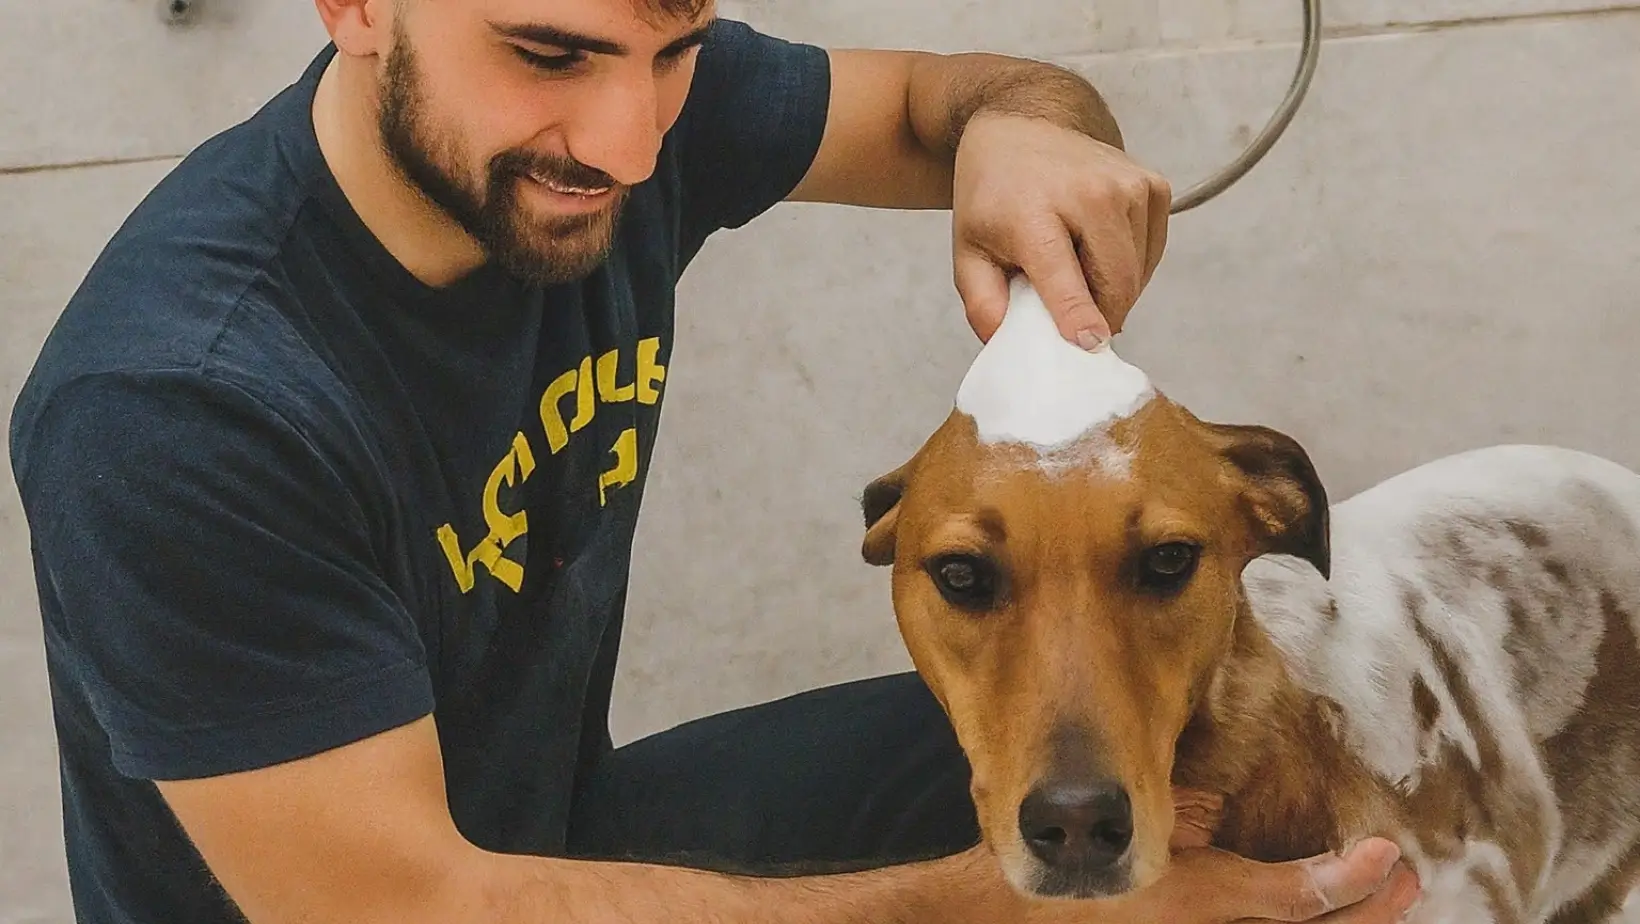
[1018,779,1133,871]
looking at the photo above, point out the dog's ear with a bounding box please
[860,465,910,567]
[1207,423,1330,579]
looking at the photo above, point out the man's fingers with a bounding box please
[1142,172,1171,290]
[1181,839,1405,923]
[1239,864,1420,924]
[1017,224,1111,349]
[1306,863,1421,924]
[954,250,1011,342]
[1168,787,1224,852]
[1297,839,1406,916]
[1065,198,1144,341]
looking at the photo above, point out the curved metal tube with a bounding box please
[1168,0,1322,213]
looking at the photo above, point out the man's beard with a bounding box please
[375,37,628,286]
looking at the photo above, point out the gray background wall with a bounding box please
[3,1,1637,921]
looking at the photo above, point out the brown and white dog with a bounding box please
[858,278,1640,923]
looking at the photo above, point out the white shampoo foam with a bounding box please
[954,277,1154,452]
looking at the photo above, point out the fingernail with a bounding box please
[1076,327,1105,351]
[1398,887,1423,922]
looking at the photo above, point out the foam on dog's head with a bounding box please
[955,277,1155,454]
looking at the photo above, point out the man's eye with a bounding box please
[655,46,698,74]
[512,46,585,72]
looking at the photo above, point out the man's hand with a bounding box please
[951,111,1171,348]
[1014,785,1423,924]
[1080,838,1422,924]
[784,48,1167,346]
[1169,786,1226,851]
[944,834,1419,924]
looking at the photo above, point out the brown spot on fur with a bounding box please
[1543,592,1640,850]
[1544,558,1572,587]
[1506,519,1552,549]
[1403,588,1550,904]
[1412,676,1440,733]
[1546,839,1640,924]
[1506,599,1530,645]
[1475,868,1526,924]
[1442,525,1480,571]
[1408,595,1497,817]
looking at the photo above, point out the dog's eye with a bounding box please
[928,554,999,610]
[1138,542,1200,592]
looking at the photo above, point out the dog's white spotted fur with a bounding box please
[955,277,1153,454]
[1240,444,1640,922]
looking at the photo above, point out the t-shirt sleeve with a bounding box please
[676,18,832,245]
[14,368,433,781]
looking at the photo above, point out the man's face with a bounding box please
[375,0,714,284]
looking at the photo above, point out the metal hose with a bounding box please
[1168,0,1322,213]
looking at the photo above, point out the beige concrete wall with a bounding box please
[4,2,1638,920]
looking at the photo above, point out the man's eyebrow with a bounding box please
[662,20,716,54]
[489,17,716,57]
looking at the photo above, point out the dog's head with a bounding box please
[860,281,1328,899]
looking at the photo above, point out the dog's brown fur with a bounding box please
[861,398,1338,894]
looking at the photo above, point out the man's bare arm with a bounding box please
[155,713,1416,924]
[787,48,1122,210]
[155,714,974,924]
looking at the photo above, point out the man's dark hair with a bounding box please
[636,0,712,21]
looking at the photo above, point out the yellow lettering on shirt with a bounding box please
[599,429,638,506]
[637,337,666,405]
[439,339,668,593]
[540,356,595,454]
[436,432,535,593]
[597,349,635,403]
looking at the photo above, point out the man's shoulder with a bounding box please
[10,49,360,461]
[11,205,347,486]
[677,18,830,132]
[48,48,333,363]
[8,313,359,502]
[664,17,831,245]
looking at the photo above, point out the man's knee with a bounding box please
[567,672,978,869]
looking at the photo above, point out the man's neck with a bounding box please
[310,53,487,288]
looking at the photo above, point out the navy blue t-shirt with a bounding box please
[10,21,829,923]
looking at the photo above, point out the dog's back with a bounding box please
[1245,444,1640,923]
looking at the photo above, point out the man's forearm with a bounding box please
[462,846,1020,924]
[907,52,1126,159]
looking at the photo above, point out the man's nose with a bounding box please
[1017,777,1134,872]
[564,74,663,187]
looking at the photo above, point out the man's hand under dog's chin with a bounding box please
[1073,839,1423,924]
[939,792,1421,924]
[949,111,1171,350]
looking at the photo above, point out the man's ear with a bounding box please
[860,465,910,567]
[1205,423,1331,579]
[314,0,390,58]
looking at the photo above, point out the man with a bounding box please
[9,0,1421,922]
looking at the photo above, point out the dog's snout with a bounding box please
[1018,779,1134,871]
